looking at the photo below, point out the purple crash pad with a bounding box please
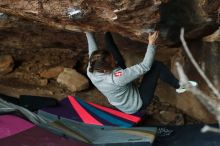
[38,96,145,127]
[1,126,89,146]
[0,115,34,139]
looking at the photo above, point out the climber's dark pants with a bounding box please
[138,61,180,109]
[104,32,180,110]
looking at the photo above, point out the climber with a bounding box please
[85,31,197,114]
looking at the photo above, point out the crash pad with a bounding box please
[0,94,59,111]
[20,95,59,111]
[1,98,157,146]
[0,93,19,105]
[38,95,145,127]
[0,115,34,139]
[1,125,89,146]
[53,118,157,146]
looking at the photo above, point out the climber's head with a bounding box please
[89,50,116,73]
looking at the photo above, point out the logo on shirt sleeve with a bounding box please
[114,71,123,77]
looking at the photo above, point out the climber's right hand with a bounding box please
[148,31,159,45]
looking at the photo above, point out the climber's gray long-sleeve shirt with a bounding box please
[86,32,157,114]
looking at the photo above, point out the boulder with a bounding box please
[154,110,184,125]
[156,83,216,123]
[39,66,64,79]
[38,79,48,86]
[156,48,217,123]
[203,28,220,42]
[0,55,14,75]
[57,68,89,92]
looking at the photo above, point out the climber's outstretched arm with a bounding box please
[85,32,98,57]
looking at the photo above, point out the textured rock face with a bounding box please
[0,55,14,75]
[0,16,86,50]
[0,0,163,42]
[0,0,219,43]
